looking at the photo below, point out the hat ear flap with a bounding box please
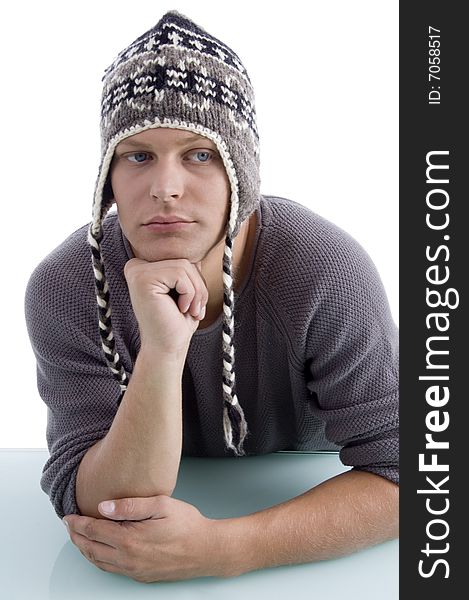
[102,175,114,208]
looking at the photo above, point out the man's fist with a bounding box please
[124,258,209,356]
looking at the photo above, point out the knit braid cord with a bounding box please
[88,223,129,392]
[221,233,249,456]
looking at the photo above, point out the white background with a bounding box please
[0,0,398,447]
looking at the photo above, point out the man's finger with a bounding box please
[76,534,118,567]
[194,260,207,281]
[98,495,170,521]
[63,515,120,548]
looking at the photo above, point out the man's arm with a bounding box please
[76,258,208,520]
[64,467,398,581]
[75,347,185,519]
[213,469,398,576]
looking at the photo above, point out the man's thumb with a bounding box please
[98,497,165,521]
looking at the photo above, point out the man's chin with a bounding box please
[139,252,194,263]
[132,246,202,264]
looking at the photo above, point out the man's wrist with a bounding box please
[209,515,261,578]
[138,343,188,371]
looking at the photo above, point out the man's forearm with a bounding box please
[212,469,399,577]
[76,347,185,518]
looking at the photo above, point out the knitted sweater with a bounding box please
[24,195,399,519]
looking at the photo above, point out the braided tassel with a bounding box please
[221,230,249,456]
[88,223,129,393]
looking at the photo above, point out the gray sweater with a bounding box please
[24,195,399,519]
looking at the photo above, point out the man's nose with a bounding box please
[149,158,184,201]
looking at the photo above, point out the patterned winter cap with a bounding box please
[88,10,261,456]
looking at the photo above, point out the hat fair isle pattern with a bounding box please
[87,10,261,456]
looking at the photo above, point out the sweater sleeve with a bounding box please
[304,230,399,485]
[24,254,122,519]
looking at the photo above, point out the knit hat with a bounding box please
[87,10,261,456]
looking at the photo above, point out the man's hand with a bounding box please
[124,258,208,356]
[63,495,226,583]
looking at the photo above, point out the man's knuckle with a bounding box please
[83,521,96,539]
[123,558,140,576]
[121,497,136,515]
[120,533,136,554]
[80,543,96,564]
[157,494,172,511]
[132,571,152,584]
[198,272,208,288]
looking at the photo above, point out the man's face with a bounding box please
[110,128,231,263]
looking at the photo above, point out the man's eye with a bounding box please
[190,151,213,163]
[127,152,150,163]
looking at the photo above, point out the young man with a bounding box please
[24,11,398,581]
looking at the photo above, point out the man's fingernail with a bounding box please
[63,518,69,530]
[100,501,116,514]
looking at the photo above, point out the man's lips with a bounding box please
[145,220,193,224]
[143,221,195,231]
[144,215,194,225]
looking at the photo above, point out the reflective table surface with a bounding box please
[0,449,398,599]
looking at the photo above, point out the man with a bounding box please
[24,11,398,582]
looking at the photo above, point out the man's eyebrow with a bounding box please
[117,133,213,149]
